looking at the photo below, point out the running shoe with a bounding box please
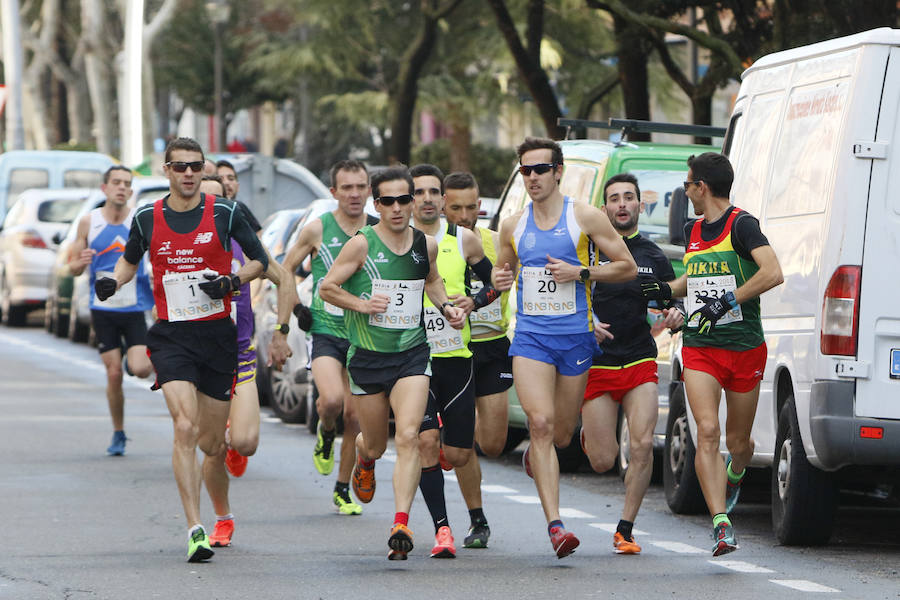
[463,522,490,549]
[351,456,376,503]
[549,525,579,559]
[225,447,248,477]
[388,523,414,560]
[725,455,745,514]
[711,522,738,556]
[209,518,234,547]
[333,490,363,515]
[613,531,641,554]
[438,448,453,471]
[313,424,336,475]
[107,430,127,456]
[522,444,533,479]
[187,527,214,562]
[430,525,456,558]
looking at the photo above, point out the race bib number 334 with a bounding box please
[369,279,424,329]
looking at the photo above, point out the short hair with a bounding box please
[370,166,413,199]
[444,171,478,192]
[409,164,445,194]
[216,159,237,175]
[687,152,733,198]
[603,172,640,203]
[201,174,226,196]
[516,136,563,167]
[329,160,369,188]
[164,137,204,163]
[103,165,132,184]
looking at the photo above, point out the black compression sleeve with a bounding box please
[231,211,269,271]
[731,212,770,261]
[123,208,151,264]
[469,255,499,309]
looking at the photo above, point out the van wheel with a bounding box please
[68,311,90,343]
[256,362,273,407]
[306,382,319,434]
[772,396,837,545]
[663,383,706,514]
[270,364,306,424]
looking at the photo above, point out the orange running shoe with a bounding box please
[613,531,641,554]
[388,523,414,560]
[549,525,579,559]
[430,525,456,558]
[209,518,234,547]
[438,448,452,471]
[225,447,248,478]
[352,456,376,503]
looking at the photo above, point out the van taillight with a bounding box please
[821,265,861,356]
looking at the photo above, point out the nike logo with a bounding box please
[576,357,590,365]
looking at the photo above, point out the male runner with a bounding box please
[68,165,154,456]
[436,171,510,549]
[318,166,465,560]
[216,160,240,200]
[96,137,272,562]
[282,160,376,516]
[642,152,782,556]
[409,164,496,558]
[581,173,683,554]
[492,137,637,558]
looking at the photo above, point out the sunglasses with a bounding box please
[376,194,414,206]
[683,180,702,188]
[519,163,556,176]
[166,161,205,173]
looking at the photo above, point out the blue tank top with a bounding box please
[512,198,592,334]
[88,208,153,312]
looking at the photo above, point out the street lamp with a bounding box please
[205,0,230,152]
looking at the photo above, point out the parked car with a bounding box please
[0,188,97,326]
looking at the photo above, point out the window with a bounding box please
[7,169,49,209]
[38,199,84,224]
[64,169,104,189]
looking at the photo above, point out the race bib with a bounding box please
[686,275,742,328]
[95,270,137,309]
[368,279,424,329]
[424,307,464,353]
[521,266,575,316]
[469,280,502,325]
[162,269,226,322]
[316,281,343,317]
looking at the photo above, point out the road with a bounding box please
[1,319,898,600]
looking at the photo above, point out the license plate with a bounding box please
[891,349,900,379]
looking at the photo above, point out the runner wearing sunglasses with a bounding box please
[492,137,637,558]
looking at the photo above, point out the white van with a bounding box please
[663,27,900,545]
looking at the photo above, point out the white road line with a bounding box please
[770,580,840,593]
[505,495,542,504]
[481,484,517,494]
[710,560,774,574]
[559,508,596,519]
[589,523,649,536]
[649,541,706,554]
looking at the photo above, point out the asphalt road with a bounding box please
[1,319,898,600]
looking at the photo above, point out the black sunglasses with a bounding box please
[376,194,414,206]
[519,163,556,176]
[166,161,205,173]
[683,180,702,188]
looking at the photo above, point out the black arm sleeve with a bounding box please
[731,212,770,261]
[230,211,269,271]
[123,207,152,264]
[469,255,499,310]
[236,200,262,233]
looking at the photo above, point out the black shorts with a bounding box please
[311,333,351,365]
[347,343,431,396]
[146,318,237,401]
[471,335,514,396]
[420,356,476,450]
[91,309,148,355]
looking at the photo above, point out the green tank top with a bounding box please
[469,225,510,337]
[682,208,764,351]
[309,212,353,338]
[423,222,471,359]
[343,225,429,353]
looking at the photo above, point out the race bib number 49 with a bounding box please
[162,270,225,322]
[368,279,424,329]
[424,307,464,353]
[686,274,742,328]
[521,266,575,316]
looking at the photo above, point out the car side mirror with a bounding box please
[52,232,64,245]
[668,187,688,247]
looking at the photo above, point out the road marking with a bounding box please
[589,523,649,536]
[710,560,774,574]
[505,495,541,504]
[481,484,517,494]
[559,508,596,519]
[649,541,706,554]
[770,580,840,593]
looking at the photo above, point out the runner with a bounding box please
[437,171,510,549]
[641,152,783,556]
[95,137,278,562]
[68,165,154,456]
[318,165,466,560]
[409,164,497,558]
[282,160,377,516]
[581,173,683,554]
[492,137,637,558]
[216,160,240,200]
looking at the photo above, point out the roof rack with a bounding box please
[558,118,726,143]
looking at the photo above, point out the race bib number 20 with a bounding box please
[521,266,575,316]
[368,279,424,329]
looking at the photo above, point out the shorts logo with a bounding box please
[375,251,389,263]
[194,232,213,245]
[499,372,513,379]
[753,369,763,378]
[576,357,590,365]
[157,240,173,255]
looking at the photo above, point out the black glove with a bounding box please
[689,291,735,334]
[293,302,312,332]
[95,277,118,302]
[639,275,672,303]
[199,273,236,300]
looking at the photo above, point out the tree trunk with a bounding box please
[691,93,713,145]
[82,0,115,155]
[614,16,651,141]
[448,104,471,172]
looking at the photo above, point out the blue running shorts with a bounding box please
[509,330,598,376]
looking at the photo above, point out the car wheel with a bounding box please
[269,365,306,424]
[255,361,273,407]
[556,426,585,473]
[306,381,319,434]
[663,383,706,514]
[0,277,27,327]
[772,395,837,545]
[68,309,90,343]
[44,297,54,332]
[53,302,70,338]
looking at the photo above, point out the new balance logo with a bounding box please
[193,232,213,244]
[157,240,173,255]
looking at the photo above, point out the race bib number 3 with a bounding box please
[162,270,225,322]
[95,270,137,309]
[686,275,742,328]
[521,266,575,316]
[368,279,424,329]
[424,307,464,353]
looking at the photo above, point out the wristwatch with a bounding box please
[439,301,454,317]
[274,323,289,335]
[579,267,591,282]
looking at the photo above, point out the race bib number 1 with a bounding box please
[686,274,742,328]
[162,270,225,322]
[521,266,575,315]
[424,307,464,353]
[368,279,424,329]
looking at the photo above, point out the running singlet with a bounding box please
[230,239,253,348]
[512,198,592,335]
[683,207,764,351]
[423,222,471,358]
[343,225,429,353]
[149,194,233,322]
[88,208,153,312]
[469,226,510,337]
[309,212,378,338]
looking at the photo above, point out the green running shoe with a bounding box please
[187,527,214,563]
[313,424,336,475]
[711,522,738,557]
[333,490,362,515]
[463,522,490,548]
[725,455,745,514]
